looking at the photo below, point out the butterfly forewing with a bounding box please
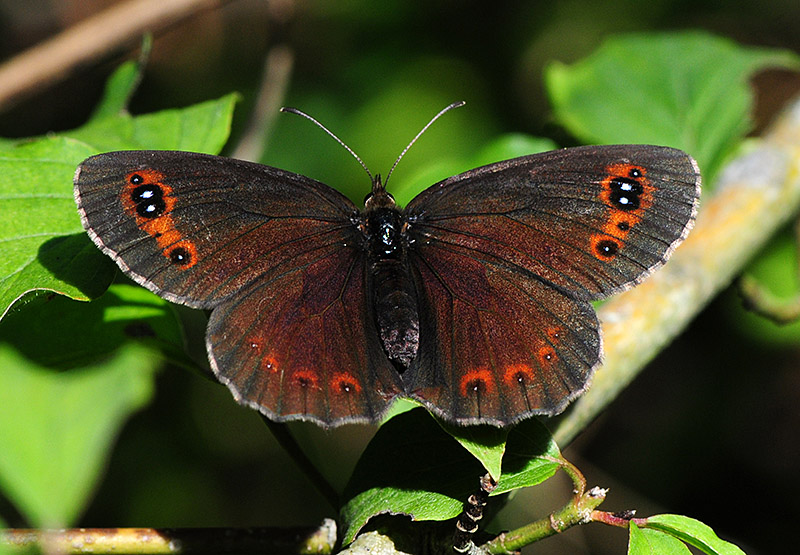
[405,145,700,300]
[75,151,360,307]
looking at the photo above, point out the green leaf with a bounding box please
[0,342,160,527]
[0,283,185,527]
[545,31,800,183]
[340,410,562,545]
[0,76,237,320]
[643,515,746,555]
[493,418,561,495]
[0,137,110,317]
[436,420,508,481]
[629,522,692,555]
[67,92,238,155]
[340,409,486,544]
[0,283,186,369]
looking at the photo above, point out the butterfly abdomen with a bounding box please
[366,207,420,369]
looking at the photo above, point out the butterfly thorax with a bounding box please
[364,190,420,370]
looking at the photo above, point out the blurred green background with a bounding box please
[1,1,800,553]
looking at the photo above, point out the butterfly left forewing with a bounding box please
[74,150,362,308]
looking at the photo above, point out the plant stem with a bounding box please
[481,486,607,553]
[0,0,228,111]
[261,416,341,510]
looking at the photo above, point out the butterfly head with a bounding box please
[364,174,396,212]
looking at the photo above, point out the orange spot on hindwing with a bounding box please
[332,372,362,395]
[533,326,561,366]
[503,364,534,387]
[121,169,197,269]
[259,352,279,373]
[460,367,495,397]
[292,368,320,390]
[590,163,654,261]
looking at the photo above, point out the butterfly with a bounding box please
[73,106,700,428]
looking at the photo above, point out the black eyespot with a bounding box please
[596,239,619,258]
[608,177,642,211]
[130,174,144,185]
[169,246,191,266]
[131,184,166,218]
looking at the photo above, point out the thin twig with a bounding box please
[230,44,295,162]
[736,215,800,324]
[261,416,341,511]
[737,272,800,324]
[483,486,607,554]
[0,0,227,111]
[0,522,337,554]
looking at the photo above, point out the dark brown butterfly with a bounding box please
[74,107,700,428]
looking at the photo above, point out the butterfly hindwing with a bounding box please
[407,240,599,424]
[207,242,403,426]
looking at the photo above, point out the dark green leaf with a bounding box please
[0,343,160,527]
[340,410,562,545]
[494,418,561,494]
[546,31,800,183]
[629,522,692,555]
[436,419,508,481]
[0,283,187,370]
[644,514,746,555]
[340,409,485,544]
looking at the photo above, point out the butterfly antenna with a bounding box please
[384,100,466,187]
[280,106,374,183]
